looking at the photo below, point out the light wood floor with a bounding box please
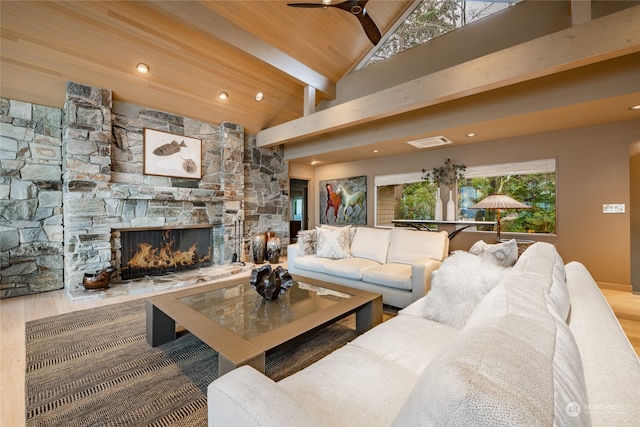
[1,281,638,427]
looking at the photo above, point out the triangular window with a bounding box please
[360,0,521,69]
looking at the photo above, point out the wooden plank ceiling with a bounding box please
[0,0,413,135]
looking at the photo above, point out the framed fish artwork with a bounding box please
[143,128,202,179]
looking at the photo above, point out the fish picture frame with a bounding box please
[143,128,202,179]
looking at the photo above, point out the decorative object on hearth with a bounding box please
[252,233,266,264]
[249,265,294,300]
[82,266,116,290]
[267,236,281,264]
[265,230,276,260]
[469,194,531,241]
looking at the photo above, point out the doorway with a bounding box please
[290,178,309,242]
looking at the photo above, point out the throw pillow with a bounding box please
[469,239,518,267]
[315,226,351,260]
[296,229,317,255]
[417,251,509,329]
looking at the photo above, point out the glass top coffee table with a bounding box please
[146,274,382,376]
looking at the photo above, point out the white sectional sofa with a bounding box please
[287,226,449,308]
[208,242,640,426]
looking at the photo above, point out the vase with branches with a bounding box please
[422,158,466,187]
[422,158,466,221]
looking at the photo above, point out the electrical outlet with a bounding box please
[603,204,625,214]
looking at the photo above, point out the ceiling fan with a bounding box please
[287,0,382,45]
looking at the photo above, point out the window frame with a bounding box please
[373,158,558,236]
[457,158,558,236]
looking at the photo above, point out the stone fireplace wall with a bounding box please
[0,99,64,297]
[0,81,289,298]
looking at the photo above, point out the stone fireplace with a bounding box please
[0,82,289,298]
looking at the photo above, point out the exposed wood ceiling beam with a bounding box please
[150,1,336,99]
[257,5,640,148]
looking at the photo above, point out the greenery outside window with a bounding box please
[458,159,556,234]
[375,172,437,227]
[361,0,520,69]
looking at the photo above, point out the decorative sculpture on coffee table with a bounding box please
[249,264,293,300]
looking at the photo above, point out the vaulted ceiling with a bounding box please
[1,0,413,134]
[2,1,639,167]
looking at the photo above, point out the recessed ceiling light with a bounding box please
[372,149,379,153]
[255,92,264,102]
[466,132,477,137]
[218,92,228,100]
[136,63,149,73]
[630,104,640,110]
[310,160,320,165]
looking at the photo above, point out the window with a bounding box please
[361,0,520,69]
[374,159,556,234]
[375,172,437,227]
[458,159,556,234]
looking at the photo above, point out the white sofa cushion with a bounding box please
[293,254,331,272]
[279,344,418,427]
[350,314,459,375]
[399,251,508,329]
[350,227,391,263]
[361,263,412,290]
[386,228,448,264]
[316,225,351,259]
[207,365,323,427]
[321,257,381,280]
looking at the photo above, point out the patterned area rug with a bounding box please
[26,298,390,426]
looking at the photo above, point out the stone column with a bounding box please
[62,82,114,290]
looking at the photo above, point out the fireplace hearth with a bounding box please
[118,225,213,280]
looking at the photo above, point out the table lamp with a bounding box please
[469,194,531,241]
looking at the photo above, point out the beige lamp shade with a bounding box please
[469,194,531,210]
[469,195,531,241]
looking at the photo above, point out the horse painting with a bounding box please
[335,184,366,222]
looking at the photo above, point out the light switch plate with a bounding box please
[603,204,625,214]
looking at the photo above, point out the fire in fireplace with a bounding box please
[119,225,213,280]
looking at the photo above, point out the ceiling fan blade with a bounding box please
[287,3,329,8]
[356,10,381,45]
[288,0,381,45]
